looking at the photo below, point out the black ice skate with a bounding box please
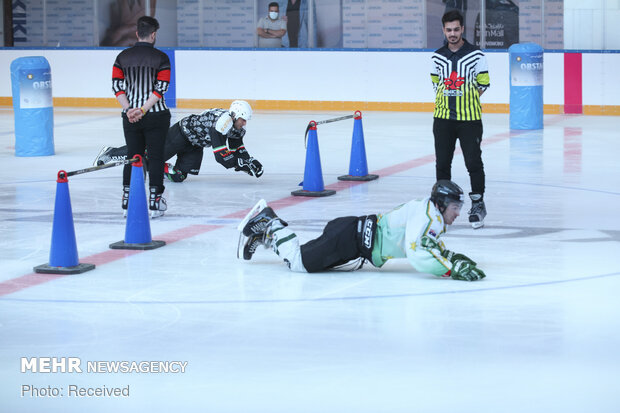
[242,217,290,260]
[164,163,186,183]
[93,147,113,166]
[242,206,287,237]
[468,193,487,229]
[149,187,167,218]
[242,233,269,260]
[237,200,287,260]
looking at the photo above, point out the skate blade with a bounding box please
[471,221,484,229]
[93,146,110,166]
[151,210,165,219]
[236,232,246,260]
[236,199,267,232]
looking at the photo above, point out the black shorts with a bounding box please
[165,123,204,175]
[300,215,377,273]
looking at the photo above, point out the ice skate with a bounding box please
[121,185,130,218]
[468,193,486,229]
[242,233,270,260]
[241,215,288,260]
[93,146,113,166]
[164,163,186,183]
[237,199,287,259]
[149,187,167,219]
[242,205,287,237]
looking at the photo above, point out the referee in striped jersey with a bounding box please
[430,10,490,229]
[112,16,171,218]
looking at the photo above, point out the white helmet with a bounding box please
[229,100,252,121]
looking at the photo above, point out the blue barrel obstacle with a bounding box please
[10,56,54,157]
[509,43,544,130]
[338,111,378,181]
[34,171,95,274]
[110,155,166,250]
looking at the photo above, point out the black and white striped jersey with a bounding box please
[112,42,170,113]
[430,40,490,121]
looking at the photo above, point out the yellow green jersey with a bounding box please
[431,40,490,121]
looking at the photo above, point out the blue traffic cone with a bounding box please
[292,121,335,197]
[338,111,378,182]
[34,171,95,274]
[110,155,165,250]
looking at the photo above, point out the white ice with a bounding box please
[1,107,619,412]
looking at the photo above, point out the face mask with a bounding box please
[269,11,278,19]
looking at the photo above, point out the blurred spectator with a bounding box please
[277,0,316,48]
[257,2,287,48]
[101,0,157,47]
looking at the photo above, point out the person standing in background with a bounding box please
[285,0,301,47]
[101,0,158,47]
[276,0,315,48]
[257,2,287,47]
[430,10,490,229]
[112,15,171,218]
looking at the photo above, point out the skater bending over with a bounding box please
[94,100,263,183]
[239,180,486,281]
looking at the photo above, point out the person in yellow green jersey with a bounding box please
[431,10,490,229]
[239,180,486,282]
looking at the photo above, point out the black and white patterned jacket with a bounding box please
[179,108,250,169]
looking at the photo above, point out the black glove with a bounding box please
[235,157,263,178]
[248,158,263,177]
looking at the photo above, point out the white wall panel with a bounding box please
[1,48,619,107]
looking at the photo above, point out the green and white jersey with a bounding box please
[371,197,452,276]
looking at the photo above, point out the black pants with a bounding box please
[122,110,170,192]
[165,123,204,175]
[116,122,204,177]
[300,215,377,273]
[433,117,485,195]
[286,10,300,47]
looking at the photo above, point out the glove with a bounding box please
[235,157,263,178]
[248,158,263,178]
[235,158,252,175]
[450,259,486,281]
[441,250,477,266]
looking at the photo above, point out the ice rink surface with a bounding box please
[1,107,619,412]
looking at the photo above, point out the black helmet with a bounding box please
[430,180,464,212]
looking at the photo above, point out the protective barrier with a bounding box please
[10,56,55,156]
[509,43,543,130]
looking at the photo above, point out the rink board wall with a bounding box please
[0,48,617,115]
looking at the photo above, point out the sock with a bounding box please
[269,222,307,273]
